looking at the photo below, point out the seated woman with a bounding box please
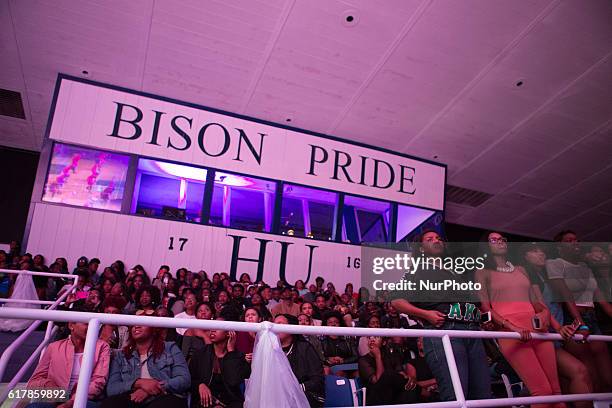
[189,318,251,408]
[236,307,261,363]
[358,336,420,405]
[357,314,381,356]
[410,337,439,401]
[248,292,272,321]
[297,313,325,365]
[98,297,129,350]
[300,302,321,326]
[320,311,358,376]
[175,292,198,336]
[26,304,110,408]
[182,302,215,361]
[154,306,177,343]
[58,270,92,307]
[274,314,325,407]
[103,324,190,408]
[134,285,161,313]
[67,286,105,315]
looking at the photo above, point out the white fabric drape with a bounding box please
[0,273,41,332]
[244,322,310,408]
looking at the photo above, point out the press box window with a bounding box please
[42,143,129,211]
[280,184,337,240]
[209,171,276,232]
[132,159,205,222]
[395,205,435,242]
[342,195,391,244]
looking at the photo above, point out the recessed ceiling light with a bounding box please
[342,9,359,27]
[515,79,524,87]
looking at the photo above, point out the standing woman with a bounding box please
[521,242,593,407]
[477,232,564,408]
[391,229,491,402]
[547,230,612,392]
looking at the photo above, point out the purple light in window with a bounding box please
[215,172,254,187]
[156,162,207,181]
[153,161,253,187]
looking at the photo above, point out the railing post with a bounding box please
[0,269,77,382]
[73,318,100,408]
[442,334,466,408]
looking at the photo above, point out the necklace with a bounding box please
[283,343,294,357]
[496,261,515,273]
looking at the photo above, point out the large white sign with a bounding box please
[27,203,362,287]
[49,77,445,210]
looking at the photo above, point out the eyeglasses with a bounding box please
[489,237,508,244]
[135,309,155,316]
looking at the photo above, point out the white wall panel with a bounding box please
[27,203,362,289]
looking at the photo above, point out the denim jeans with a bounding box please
[422,320,491,401]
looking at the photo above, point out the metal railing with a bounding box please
[0,307,611,408]
[0,269,78,390]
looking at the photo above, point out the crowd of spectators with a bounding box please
[0,230,610,407]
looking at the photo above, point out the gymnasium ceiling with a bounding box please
[1,0,611,240]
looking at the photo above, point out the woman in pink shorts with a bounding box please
[477,231,565,408]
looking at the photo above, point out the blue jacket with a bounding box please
[106,341,191,397]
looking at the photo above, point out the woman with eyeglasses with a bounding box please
[477,232,564,408]
[189,318,250,408]
[104,323,190,408]
[175,292,198,336]
[546,230,612,392]
[391,229,491,402]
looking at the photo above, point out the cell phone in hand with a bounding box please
[532,315,541,330]
[480,311,492,324]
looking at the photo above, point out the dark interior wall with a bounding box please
[0,146,39,244]
[444,222,543,242]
